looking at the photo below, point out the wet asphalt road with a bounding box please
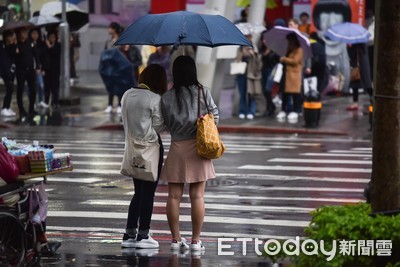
[1,126,371,266]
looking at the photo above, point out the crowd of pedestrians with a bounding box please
[233,9,374,122]
[0,26,62,118]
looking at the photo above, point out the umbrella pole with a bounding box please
[60,0,71,99]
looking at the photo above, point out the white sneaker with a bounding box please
[7,109,16,116]
[238,114,245,119]
[135,233,159,249]
[104,106,113,113]
[117,106,122,114]
[171,237,190,251]
[276,111,286,119]
[246,114,254,120]
[121,233,136,248]
[287,112,299,120]
[191,240,205,251]
[1,108,12,117]
[39,101,49,108]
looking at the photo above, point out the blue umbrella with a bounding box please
[324,22,371,44]
[98,48,135,96]
[115,11,252,47]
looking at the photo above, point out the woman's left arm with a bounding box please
[152,96,165,133]
[206,88,220,125]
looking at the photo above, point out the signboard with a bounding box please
[311,0,365,32]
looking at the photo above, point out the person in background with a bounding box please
[235,4,250,23]
[298,12,311,35]
[120,45,142,81]
[15,27,39,118]
[43,30,61,108]
[148,46,171,83]
[0,31,17,117]
[310,32,328,92]
[276,33,303,121]
[260,36,280,116]
[246,37,263,120]
[70,32,80,79]
[347,43,373,111]
[30,28,47,109]
[161,56,219,252]
[104,22,124,114]
[121,64,166,249]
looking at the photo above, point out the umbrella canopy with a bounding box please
[0,20,33,32]
[29,15,60,27]
[40,1,89,32]
[98,48,135,96]
[324,22,371,44]
[235,22,266,35]
[115,11,252,47]
[263,26,312,59]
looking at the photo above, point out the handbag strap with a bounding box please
[197,86,210,118]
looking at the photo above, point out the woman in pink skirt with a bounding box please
[161,56,219,252]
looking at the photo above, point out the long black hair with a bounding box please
[172,55,202,112]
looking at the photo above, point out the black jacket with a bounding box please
[15,39,38,71]
[0,42,16,81]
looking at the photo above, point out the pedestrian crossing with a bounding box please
[11,133,371,246]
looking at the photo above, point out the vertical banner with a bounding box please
[311,0,365,32]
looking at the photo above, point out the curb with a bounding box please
[92,123,348,136]
[0,122,11,129]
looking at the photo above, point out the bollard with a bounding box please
[369,104,373,131]
[303,90,322,128]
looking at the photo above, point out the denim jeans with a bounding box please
[126,135,164,231]
[36,73,44,103]
[237,74,247,115]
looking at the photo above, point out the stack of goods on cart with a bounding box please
[1,137,72,174]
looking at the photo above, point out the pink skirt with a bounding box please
[161,139,216,183]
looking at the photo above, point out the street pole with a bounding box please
[371,0,400,212]
[247,0,266,52]
[60,0,70,99]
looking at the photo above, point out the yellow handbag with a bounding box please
[196,87,226,159]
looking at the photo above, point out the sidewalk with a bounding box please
[0,71,373,139]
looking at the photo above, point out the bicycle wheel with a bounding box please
[0,211,26,266]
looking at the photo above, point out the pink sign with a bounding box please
[187,0,205,4]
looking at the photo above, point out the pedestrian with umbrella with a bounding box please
[0,30,17,117]
[13,24,39,117]
[30,27,48,109]
[277,32,304,121]
[43,29,61,108]
[103,22,124,114]
[115,10,250,252]
[324,22,372,111]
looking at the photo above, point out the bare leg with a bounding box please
[167,183,184,241]
[189,181,206,242]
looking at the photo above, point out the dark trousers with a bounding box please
[282,93,301,113]
[108,93,122,107]
[352,87,373,103]
[126,136,164,231]
[16,68,36,114]
[44,70,60,105]
[2,79,14,109]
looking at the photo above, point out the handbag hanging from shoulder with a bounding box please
[350,47,361,81]
[230,61,247,75]
[196,87,226,159]
[120,92,160,182]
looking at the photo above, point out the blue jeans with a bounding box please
[126,135,164,231]
[36,73,44,102]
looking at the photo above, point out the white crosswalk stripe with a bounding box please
[20,135,370,243]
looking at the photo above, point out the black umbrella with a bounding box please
[0,20,33,33]
[40,1,89,32]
